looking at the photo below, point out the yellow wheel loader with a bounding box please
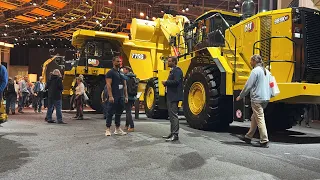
[70,3,320,131]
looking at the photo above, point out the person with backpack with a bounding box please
[4,77,16,115]
[121,66,139,132]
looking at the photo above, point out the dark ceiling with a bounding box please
[0,0,258,45]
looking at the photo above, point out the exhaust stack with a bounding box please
[258,0,274,12]
[241,0,255,19]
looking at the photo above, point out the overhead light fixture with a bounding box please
[34,31,37,33]
[140,12,144,17]
[109,16,112,19]
[108,0,112,4]
[152,17,156,20]
[83,16,86,19]
[4,25,9,28]
[186,7,189,11]
[96,20,99,24]
[3,33,7,36]
[161,10,164,13]
[15,38,18,41]
[149,5,152,7]
[128,8,131,11]
[182,9,185,12]
[102,16,105,18]
[99,24,103,27]
[53,17,56,19]
[33,3,37,6]
[146,16,149,19]
[53,14,55,16]
[235,4,240,8]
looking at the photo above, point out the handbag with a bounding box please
[269,75,280,97]
[83,92,89,101]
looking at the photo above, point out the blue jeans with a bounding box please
[102,101,108,118]
[6,94,16,114]
[18,92,28,112]
[46,99,63,122]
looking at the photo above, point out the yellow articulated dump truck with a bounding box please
[70,4,320,131]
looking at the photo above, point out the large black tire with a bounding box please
[62,95,71,110]
[89,80,105,113]
[144,78,168,119]
[265,103,305,131]
[183,65,233,130]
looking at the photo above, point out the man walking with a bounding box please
[46,69,66,124]
[18,76,29,113]
[5,77,16,115]
[33,76,45,113]
[105,56,128,136]
[236,54,271,148]
[122,66,138,132]
[162,56,183,142]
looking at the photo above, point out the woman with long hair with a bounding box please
[74,77,85,120]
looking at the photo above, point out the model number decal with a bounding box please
[274,15,289,24]
[132,53,146,60]
[244,22,254,32]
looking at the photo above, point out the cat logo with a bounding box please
[244,22,254,32]
[88,59,99,66]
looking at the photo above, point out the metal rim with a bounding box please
[188,82,206,115]
[146,87,155,109]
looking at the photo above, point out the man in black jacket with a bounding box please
[45,69,66,124]
[162,56,183,142]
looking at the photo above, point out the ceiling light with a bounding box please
[96,20,99,24]
[34,31,37,33]
[38,44,40,47]
[149,5,152,7]
[3,33,7,36]
[108,0,112,4]
[102,16,105,18]
[53,17,56,19]
[186,7,189,11]
[152,17,156,20]
[146,16,149,19]
[33,3,37,6]
[140,12,144,17]
[83,16,86,19]
[182,9,185,12]
[15,38,18,41]
[109,16,112,19]
[99,24,102,27]
[53,14,55,16]
[86,1,88,4]
[5,25,9,28]
[161,10,164,13]
[235,4,240,8]
[128,8,131,11]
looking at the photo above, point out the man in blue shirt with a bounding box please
[105,56,128,136]
[0,64,8,113]
[33,76,45,113]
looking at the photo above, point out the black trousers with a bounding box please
[75,95,84,117]
[34,91,44,112]
[125,100,135,128]
[106,97,124,128]
[167,99,179,135]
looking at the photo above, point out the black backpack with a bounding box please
[7,82,15,94]
[127,76,139,96]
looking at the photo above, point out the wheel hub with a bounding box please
[146,87,155,109]
[188,82,206,115]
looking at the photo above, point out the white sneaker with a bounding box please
[105,128,111,136]
[114,128,127,136]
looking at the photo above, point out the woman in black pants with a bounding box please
[74,77,85,120]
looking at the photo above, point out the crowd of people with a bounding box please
[4,75,46,115]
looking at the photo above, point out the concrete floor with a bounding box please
[1,109,320,180]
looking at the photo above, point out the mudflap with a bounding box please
[233,90,251,122]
